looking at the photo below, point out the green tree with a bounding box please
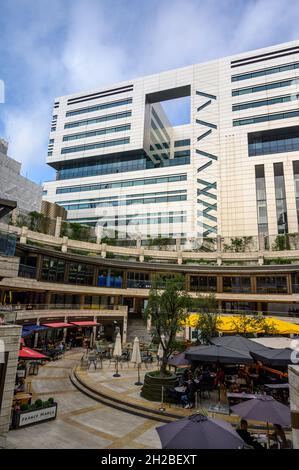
[144,274,192,375]
[193,293,219,344]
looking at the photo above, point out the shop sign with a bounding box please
[18,404,57,428]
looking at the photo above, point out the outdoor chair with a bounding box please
[87,353,98,370]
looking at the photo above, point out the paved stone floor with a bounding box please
[7,350,162,449]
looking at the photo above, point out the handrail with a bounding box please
[3,221,299,265]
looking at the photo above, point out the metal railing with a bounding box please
[7,303,127,312]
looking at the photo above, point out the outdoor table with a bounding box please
[252,433,268,448]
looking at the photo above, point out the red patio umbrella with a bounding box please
[19,346,48,360]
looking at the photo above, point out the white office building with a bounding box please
[43,39,299,242]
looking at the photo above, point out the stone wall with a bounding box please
[0,255,19,278]
[0,324,21,448]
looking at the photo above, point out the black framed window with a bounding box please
[41,257,65,282]
[223,277,251,293]
[274,163,288,234]
[68,262,94,285]
[189,276,217,292]
[256,276,287,294]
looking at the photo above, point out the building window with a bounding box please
[64,110,132,129]
[222,277,251,293]
[233,109,299,127]
[232,77,299,96]
[97,270,123,288]
[126,272,151,289]
[231,60,299,82]
[66,97,133,117]
[255,165,268,236]
[68,262,94,285]
[189,276,217,292]
[293,161,299,229]
[256,276,287,294]
[274,162,288,234]
[232,93,299,112]
[248,126,299,156]
[62,124,131,142]
[61,137,130,154]
[41,257,65,282]
[174,139,191,147]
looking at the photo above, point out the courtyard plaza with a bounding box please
[8,345,292,449]
[7,349,162,449]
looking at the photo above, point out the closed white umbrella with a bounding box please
[113,332,122,377]
[131,336,142,386]
[131,336,141,364]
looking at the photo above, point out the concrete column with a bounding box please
[136,238,141,249]
[258,255,264,266]
[217,235,222,252]
[177,251,183,265]
[80,295,85,310]
[258,234,265,251]
[33,318,40,348]
[45,291,51,309]
[101,243,107,258]
[175,238,181,251]
[63,316,68,341]
[139,248,144,262]
[20,226,28,244]
[0,325,22,448]
[289,366,299,449]
[54,216,62,238]
[217,257,222,266]
[61,236,68,253]
[122,315,127,344]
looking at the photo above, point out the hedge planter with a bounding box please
[140,371,178,402]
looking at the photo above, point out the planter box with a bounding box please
[15,403,58,428]
[141,372,178,402]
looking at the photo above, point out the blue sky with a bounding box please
[0,0,299,184]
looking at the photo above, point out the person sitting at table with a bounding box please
[270,424,288,448]
[181,380,197,409]
[14,378,26,394]
[236,419,264,449]
[214,367,225,387]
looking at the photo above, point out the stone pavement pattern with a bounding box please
[7,350,161,449]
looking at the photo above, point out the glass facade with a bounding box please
[233,109,299,127]
[274,162,288,234]
[232,93,299,112]
[189,275,217,292]
[127,272,151,288]
[248,126,299,156]
[174,139,191,147]
[66,98,132,117]
[64,110,132,129]
[57,152,190,180]
[256,276,288,294]
[231,60,299,82]
[223,276,251,293]
[98,270,123,288]
[232,77,299,96]
[62,124,131,142]
[40,257,65,282]
[61,137,130,154]
[60,191,187,211]
[68,262,94,285]
[56,174,187,194]
[255,165,269,235]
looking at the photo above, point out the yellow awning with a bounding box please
[184,314,299,335]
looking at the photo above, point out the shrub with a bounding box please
[34,399,43,409]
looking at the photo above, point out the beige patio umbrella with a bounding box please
[131,336,142,386]
[113,332,122,377]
